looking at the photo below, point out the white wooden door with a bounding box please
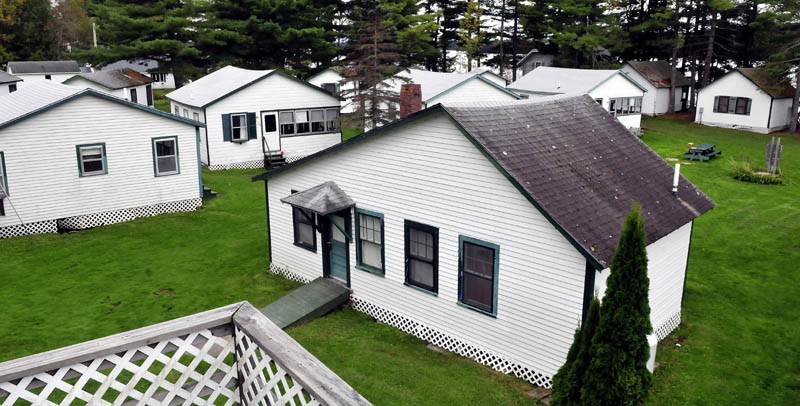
[260,111,281,152]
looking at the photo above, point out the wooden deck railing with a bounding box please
[0,302,371,406]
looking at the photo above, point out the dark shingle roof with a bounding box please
[0,71,22,84]
[256,95,715,268]
[736,68,796,98]
[445,96,714,266]
[625,61,691,88]
[7,60,81,74]
[67,68,153,89]
[101,59,160,73]
[280,181,355,216]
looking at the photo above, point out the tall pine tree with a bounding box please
[458,0,485,71]
[551,297,600,406]
[582,203,652,406]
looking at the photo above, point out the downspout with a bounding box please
[203,108,211,166]
[767,97,773,130]
[195,127,204,199]
[681,221,695,307]
[265,180,272,264]
[581,261,598,324]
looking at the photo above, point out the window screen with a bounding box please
[357,212,383,272]
[310,110,325,132]
[717,96,730,113]
[295,111,310,134]
[405,221,437,292]
[264,114,277,132]
[280,111,295,135]
[77,144,106,176]
[153,138,178,176]
[130,89,138,104]
[231,114,246,140]
[460,239,498,314]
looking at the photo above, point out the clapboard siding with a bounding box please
[268,113,588,377]
[0,95,199,228]
[280,133,341,159]
[12,73,76,84]
[595,220,692,331]
[202,74,341,167]
[695,72,779,133]
[66,79,152,107]
[429,78,517,106]
[769,97,794,132]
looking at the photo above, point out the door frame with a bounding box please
[321,209,351,287]
[259,110,281,153]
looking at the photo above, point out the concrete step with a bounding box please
[202,186,217,200]
[260,277,350,329]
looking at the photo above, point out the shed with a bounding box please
[0,71,22,94]
[101,59,175,89]
[6,60,81,83]
[695,68,797,133]
[622,61,691,115]
[508,66,648,130]
[0,81,205,239]
[64,68,155,107]
[167,66,342,170]
[252,95,714,388]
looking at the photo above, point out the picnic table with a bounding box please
[684,143,722,161]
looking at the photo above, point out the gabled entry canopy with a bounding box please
[280,181,355,216]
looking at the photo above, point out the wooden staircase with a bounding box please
[264,152,287,169]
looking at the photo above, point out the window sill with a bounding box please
[280,131,338,138]
[457,301,497,318]
[155,171,180,177]
[356,264,384,277]
[79,172,107,177]
[230,139,249,144]
[293,242,317,253]
[404,282,437,296]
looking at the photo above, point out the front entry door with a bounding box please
[324,214,349,283]
[260,111,281,152]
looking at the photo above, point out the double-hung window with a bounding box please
[326,109,339,132]
[458,236,500,316]
[404,220,438,293]
[9,84,16,93]
[610,97,642,116]
[716,96,730,113]
[291,190,316,251]
[152,137,179,176]
[279,109,340,135]
[174,105,180,115]
[230,114,247,141]
[295,111,310,134]
[183,109,189,118]
[280,111,295,135]
[76,144,107,176]
[193,112,200,122]
[310,109,326,132]
[356,209,384,274]
[713,96,751,115]
[130,88,138,104]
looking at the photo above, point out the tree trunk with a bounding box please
[791,68,799,134]
[511,0,518,81]
[701,12,716,88]
[689,52,697,111]
[499,0,506,77]
[668,0,681,114]
[173,70,185,89]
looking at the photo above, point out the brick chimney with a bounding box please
[399,83,422,119]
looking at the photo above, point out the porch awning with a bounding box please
[280,181,355,216]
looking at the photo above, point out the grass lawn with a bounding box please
[0,115,797,405]
[342,126,364,140]
[153,88,172,112]
[641,116,799,405]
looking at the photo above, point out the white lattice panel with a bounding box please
[350,296,554,388]
[57,198,202,231]
[654,311,681,340]
[269,263,313,284]
[0,329,239,406]
[284,155,306,164]
[234,326,319,406]
[208,160,265,171]
[0,220,57,239]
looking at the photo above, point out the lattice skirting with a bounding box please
[350,296,553,388]
[0,220,58,239]
[57,198,202,231]
[208,160,265,170]
[268,263,313,284]
[284,155,306,164]
[654,311,682,340]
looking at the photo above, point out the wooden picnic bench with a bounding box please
[684,143,722,161]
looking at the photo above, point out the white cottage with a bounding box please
[508,66,648,130]
[386,67,519,109]
[6,60,81,83]
[252,95,715,387]
[102,59,176,89]
[0,71,22,94]
[0,81,205,239]
[167,66,342,170]
[63,68,155,107]
[622,61,691,115]
[695,68,797,134]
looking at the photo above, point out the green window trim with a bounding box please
[291,189,317,252]
[355,208,385,276]
[151,136,181,177]
[0,151,8,195]
[404,220,439,294]
[75,143,108,177]
[458,235,500,317]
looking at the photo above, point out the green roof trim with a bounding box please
[425,75,521,105]
[167,69,343,109]
[0,89,205,132]
[587,71,649,94]
[251,103,605,270]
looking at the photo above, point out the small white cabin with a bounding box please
[63,68,155,107]
[695,68,797,134]
[622,61,691,115]
[0,81,205,239]
[306,67,357,114]
[386,68,520,109]
[515,49,555,77]
[252,95,714,388]
[508,67,648,130]
[0,71,22,94]
[6,60,81,84]
[167,66,342,170]
[102,59,176,89]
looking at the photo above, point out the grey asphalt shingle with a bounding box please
[7,60,81,74]
[0,71,22,84]
[281,181,355,216]
[68,68,153,89]
[626,61,691,88]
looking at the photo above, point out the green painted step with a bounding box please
[260,277,351,329]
